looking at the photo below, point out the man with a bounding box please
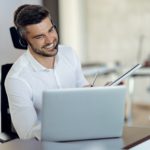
[5,4,89,140]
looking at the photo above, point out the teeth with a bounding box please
[45,43,54,49]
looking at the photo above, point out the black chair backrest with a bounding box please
[1,64,18,139]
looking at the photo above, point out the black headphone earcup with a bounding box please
[18,37,28,48]
[10,26,27,50]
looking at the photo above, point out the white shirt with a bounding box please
[5,45,88,140]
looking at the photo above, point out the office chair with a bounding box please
[0,64,19,143]
[0,27,26,143]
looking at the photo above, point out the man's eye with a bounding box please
[35,36,44,39]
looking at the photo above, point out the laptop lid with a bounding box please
[41,86,126,141]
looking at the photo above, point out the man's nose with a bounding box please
[45,35,52,44]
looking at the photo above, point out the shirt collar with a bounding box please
[26,50,59,72]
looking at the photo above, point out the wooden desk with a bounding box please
[0,126,150,150]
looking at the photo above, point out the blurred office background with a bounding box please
[2,0,150,66]
[0,0,150,129]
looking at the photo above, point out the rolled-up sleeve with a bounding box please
[5,77,41,140]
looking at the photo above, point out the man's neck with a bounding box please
[29,49,55,69]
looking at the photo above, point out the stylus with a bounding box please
[91,72,99,87]
[108,64,142,86]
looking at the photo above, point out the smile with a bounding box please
[44,43,55,49]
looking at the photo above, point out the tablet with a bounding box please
[108,64,142,86]
[123,135,150,150]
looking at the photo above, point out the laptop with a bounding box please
[41,86,126,141]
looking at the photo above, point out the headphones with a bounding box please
[10,26,27,50]
[17,27,28,48]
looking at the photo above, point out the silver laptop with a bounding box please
[41,86,126,141]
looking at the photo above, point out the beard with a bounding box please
[28,39,59,57]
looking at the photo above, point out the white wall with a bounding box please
[86,0,150,66]
[0,0,42,66]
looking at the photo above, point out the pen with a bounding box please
[91,72,99,87]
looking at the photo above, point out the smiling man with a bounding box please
[5,4,88,140]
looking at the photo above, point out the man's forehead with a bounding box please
[25,17,53,33]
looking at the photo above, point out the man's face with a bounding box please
[25,17,58,57]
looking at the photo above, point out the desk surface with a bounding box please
[0,126,150,150]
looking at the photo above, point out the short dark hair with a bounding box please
[14,4,51,37]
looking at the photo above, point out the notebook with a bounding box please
[41,86,126,141]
